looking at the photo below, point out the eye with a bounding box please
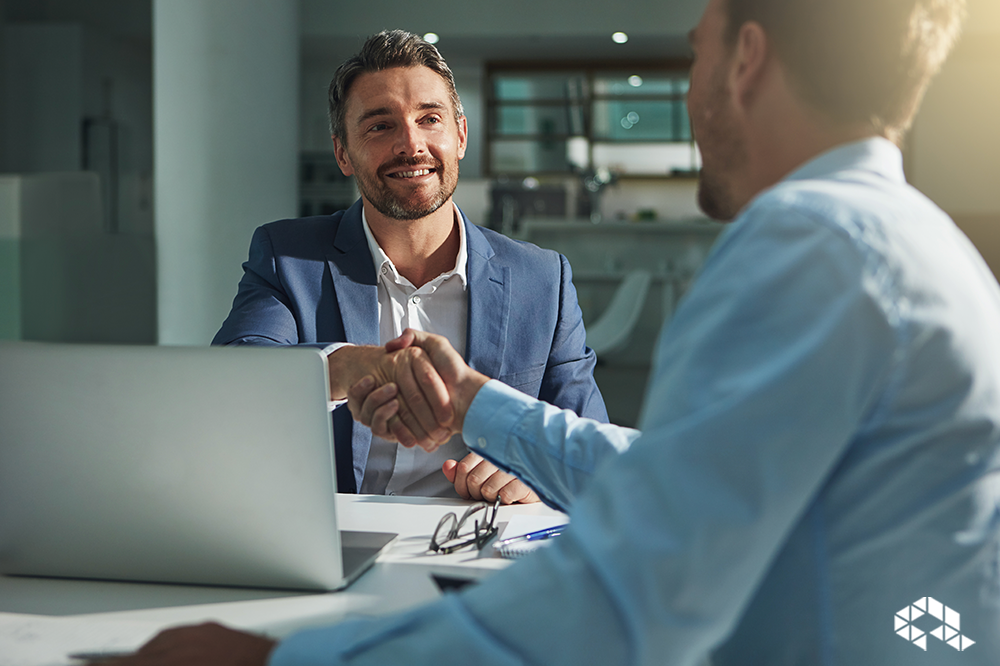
[367,122,389,133]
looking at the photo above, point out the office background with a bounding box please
[1,0,998,426]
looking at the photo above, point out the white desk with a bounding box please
[0,495,565,665]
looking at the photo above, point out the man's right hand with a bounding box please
[328,344,454,449]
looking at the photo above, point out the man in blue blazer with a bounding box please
[213,30,607,501]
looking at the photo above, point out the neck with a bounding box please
[364,199,460,287]
[738,65,878,207]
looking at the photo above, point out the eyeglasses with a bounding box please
[428,498,500,554]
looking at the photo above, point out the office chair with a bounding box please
[585,269,652,358]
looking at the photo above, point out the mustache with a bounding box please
[378,156,442,177]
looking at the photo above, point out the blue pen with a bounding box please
[495,524,568,547]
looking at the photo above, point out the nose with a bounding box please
[393,122,426,158]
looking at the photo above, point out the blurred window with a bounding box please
[487,64,697,177]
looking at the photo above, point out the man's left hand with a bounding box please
[444,453,540,504]
[107,622,275,666]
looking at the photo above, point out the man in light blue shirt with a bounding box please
[119,0,999,663]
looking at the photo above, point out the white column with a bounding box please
[154,0,298,345]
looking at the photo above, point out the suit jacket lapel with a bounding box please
[325,200,378,493]
[464,218,510,379]
[326,200,379,346]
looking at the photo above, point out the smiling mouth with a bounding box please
[387,168,436,179]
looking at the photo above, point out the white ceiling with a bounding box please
[2,0,703,64]
[300,0,703,66]
[7,0,994,67]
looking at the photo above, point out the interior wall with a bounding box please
[0,176,22,339]
[81,25,154,235]
[908,0,1000,276]
[0,19,156,343]
[0,173,156,343]
[154,0,299,346]
[1,24,82,173]
[0,0,8,174]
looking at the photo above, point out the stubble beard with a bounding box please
[355,156,459,221]
[693,74,748,222]
[697,166,741,222]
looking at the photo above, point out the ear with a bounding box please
[456,115,468,161]
[729,21,770,110]
[332,136,355,177]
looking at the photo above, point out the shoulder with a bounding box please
[246,211,354,261]
[743,174,947,247]
[260,211,346,242]
[466,222,563,273]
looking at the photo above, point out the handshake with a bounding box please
[328,329,538,504]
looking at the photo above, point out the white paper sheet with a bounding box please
[0,612,162,666]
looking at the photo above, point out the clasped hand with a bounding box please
[342,329,538,504]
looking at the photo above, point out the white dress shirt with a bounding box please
[331,204,471,498]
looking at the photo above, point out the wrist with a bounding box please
[327,345,382,400]
[451,369,489,432]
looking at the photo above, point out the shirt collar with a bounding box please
[783,136,905,186]
[361,202,469,290]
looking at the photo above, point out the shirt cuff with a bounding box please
[323,342,352,412]
[462,380,537,464]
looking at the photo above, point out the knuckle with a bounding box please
[466,469,491,487]
[404,389,428,407]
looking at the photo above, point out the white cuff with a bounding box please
[323,342,353,412]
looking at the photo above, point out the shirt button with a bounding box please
[411,295,421,305]
[381,266,388,275]
[477,437,488,449]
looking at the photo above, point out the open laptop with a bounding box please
[0,341,395,591]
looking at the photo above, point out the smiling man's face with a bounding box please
[334,66,467,221]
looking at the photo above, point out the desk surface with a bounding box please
[0,495,564,665]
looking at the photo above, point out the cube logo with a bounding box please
[895,597,976,652]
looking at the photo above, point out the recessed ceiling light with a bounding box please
[612,32,628,44]
[424,32,440,44]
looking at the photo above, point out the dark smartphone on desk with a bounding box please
[431,573,479,592]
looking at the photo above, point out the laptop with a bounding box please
[0,341,395,591]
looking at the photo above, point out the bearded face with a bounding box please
[335,66,467,223]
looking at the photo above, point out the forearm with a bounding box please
[462,380,638,511]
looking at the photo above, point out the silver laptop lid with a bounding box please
[0,342,374,591]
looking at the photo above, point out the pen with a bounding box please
[495,524,568,547]
[68,650,135,663]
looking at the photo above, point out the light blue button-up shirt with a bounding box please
[271,138,1000,665]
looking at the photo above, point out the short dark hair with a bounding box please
[723,0,965,143]
[328,30,464,145]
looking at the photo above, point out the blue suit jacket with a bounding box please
[213,200,607,493]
